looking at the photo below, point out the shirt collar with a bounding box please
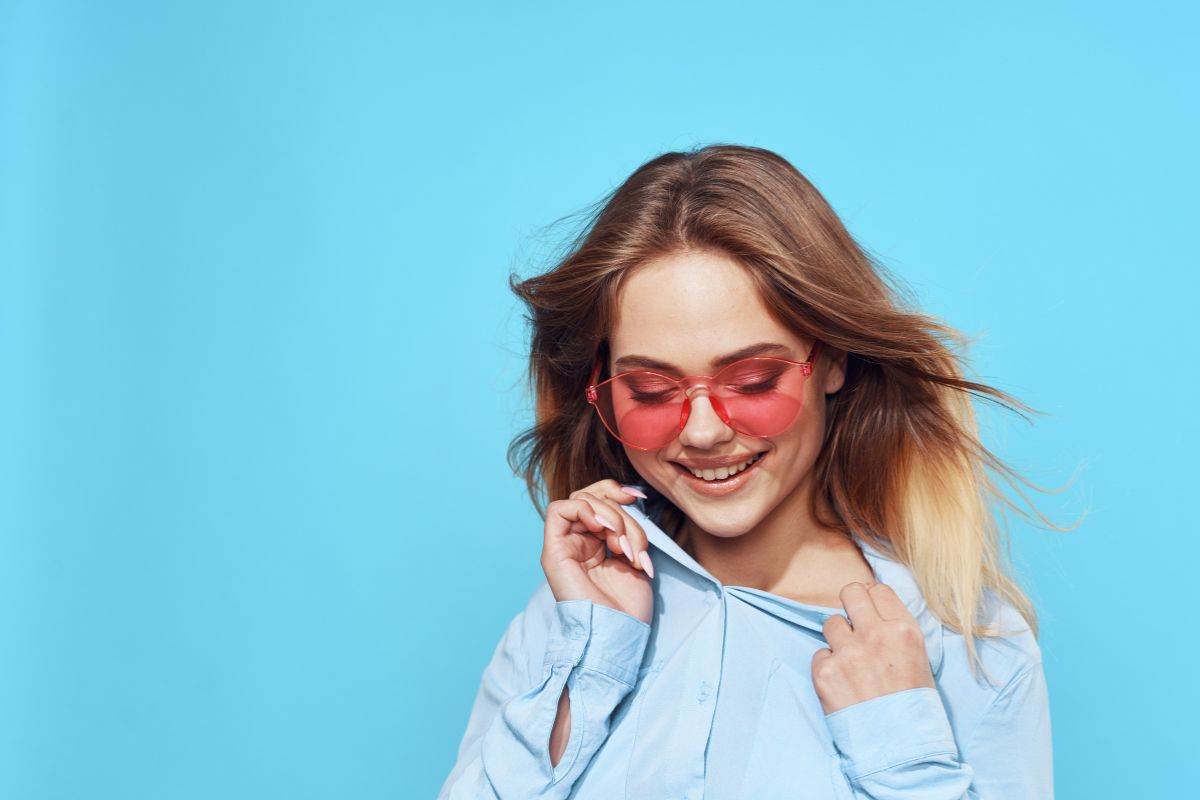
[626,500,946,677]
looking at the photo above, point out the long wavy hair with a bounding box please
[506,143,1077,679]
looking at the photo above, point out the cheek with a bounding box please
[625,450,667,481]
[766,406,824,471]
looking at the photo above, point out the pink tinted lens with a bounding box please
[592,358,807,449]
[593,372,687,449]
[711,358,805,437]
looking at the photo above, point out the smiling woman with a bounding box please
[437,144,1070,799]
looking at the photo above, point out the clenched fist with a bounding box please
[811,580,935,715]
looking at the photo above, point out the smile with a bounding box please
[670,451,768,496]
[679,452,765,481]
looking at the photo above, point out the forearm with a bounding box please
[549,683,571,768]
[825,663,1053,800]
[827,687,974,799]
[439,600,651,800]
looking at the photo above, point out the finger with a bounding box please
[547,497,613,548]
[867,581,910,621]
[617,483,649,500]
[572,491,632,566]
[575,491,652,577]
[570,478,647,505]
[613,499,650,567]
[838,581,883,630]
[590,492,650,573]
[542,498,619,573]
[821,612,853,650]
[811,646,833,669]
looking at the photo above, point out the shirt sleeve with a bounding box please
[822,660,1053,799]
[437,595,652,800]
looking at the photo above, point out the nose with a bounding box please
[677,393,735,450]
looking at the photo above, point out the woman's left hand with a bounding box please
[811,580,936,715]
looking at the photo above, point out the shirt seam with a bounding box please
[823,685,932,722]
[591,605,652,631]
[961,660,1039,750]
[543,659,641,689]
[846,742,960,781]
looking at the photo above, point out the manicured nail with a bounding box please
[595,514,617,531]
[620,485,648,499]
[638,550,655,579]
[619,535,633,561]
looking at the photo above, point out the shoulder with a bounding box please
[975,586,1042,675]
[917,587,1048,752]
[860,536,1042,692]
[937,586,1043,700]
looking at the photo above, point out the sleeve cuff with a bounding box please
[542,599,651,687]
[824,686,960,780]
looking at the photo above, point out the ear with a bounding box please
[821,346,849,395]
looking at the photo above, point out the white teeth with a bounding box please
[687,452,763,481]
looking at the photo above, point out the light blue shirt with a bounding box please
[438,500,1053,799]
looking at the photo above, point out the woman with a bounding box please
[438,145,1063,799]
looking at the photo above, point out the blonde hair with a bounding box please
[507,144,1079,680]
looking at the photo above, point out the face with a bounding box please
[607,248,846,537]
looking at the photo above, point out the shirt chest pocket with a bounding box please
[737,658,856,800]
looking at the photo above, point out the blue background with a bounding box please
[2,2,1195,797]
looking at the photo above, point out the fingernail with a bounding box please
[619,535,633,561]
[620,485,648,499]
[638,550,655,579]
[595,514,617,531]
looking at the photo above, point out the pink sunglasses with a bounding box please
[586,341,823,451]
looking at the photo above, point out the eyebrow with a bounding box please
[613,342,794,374]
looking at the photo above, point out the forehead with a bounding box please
[610,249,802,370]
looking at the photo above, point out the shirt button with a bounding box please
[696,680,712,703]
[569,624,586,639]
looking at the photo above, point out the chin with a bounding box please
[674,499,766,537]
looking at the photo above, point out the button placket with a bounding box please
[627,591,725,800]
[676,595,726,791]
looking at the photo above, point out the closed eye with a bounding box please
[729,379,779,394]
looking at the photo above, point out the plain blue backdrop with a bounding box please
[2,1,1196,798]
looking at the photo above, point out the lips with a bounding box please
[673,452,766,481]
[670,451,769,497]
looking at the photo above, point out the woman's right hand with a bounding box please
[540,479,655,625]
